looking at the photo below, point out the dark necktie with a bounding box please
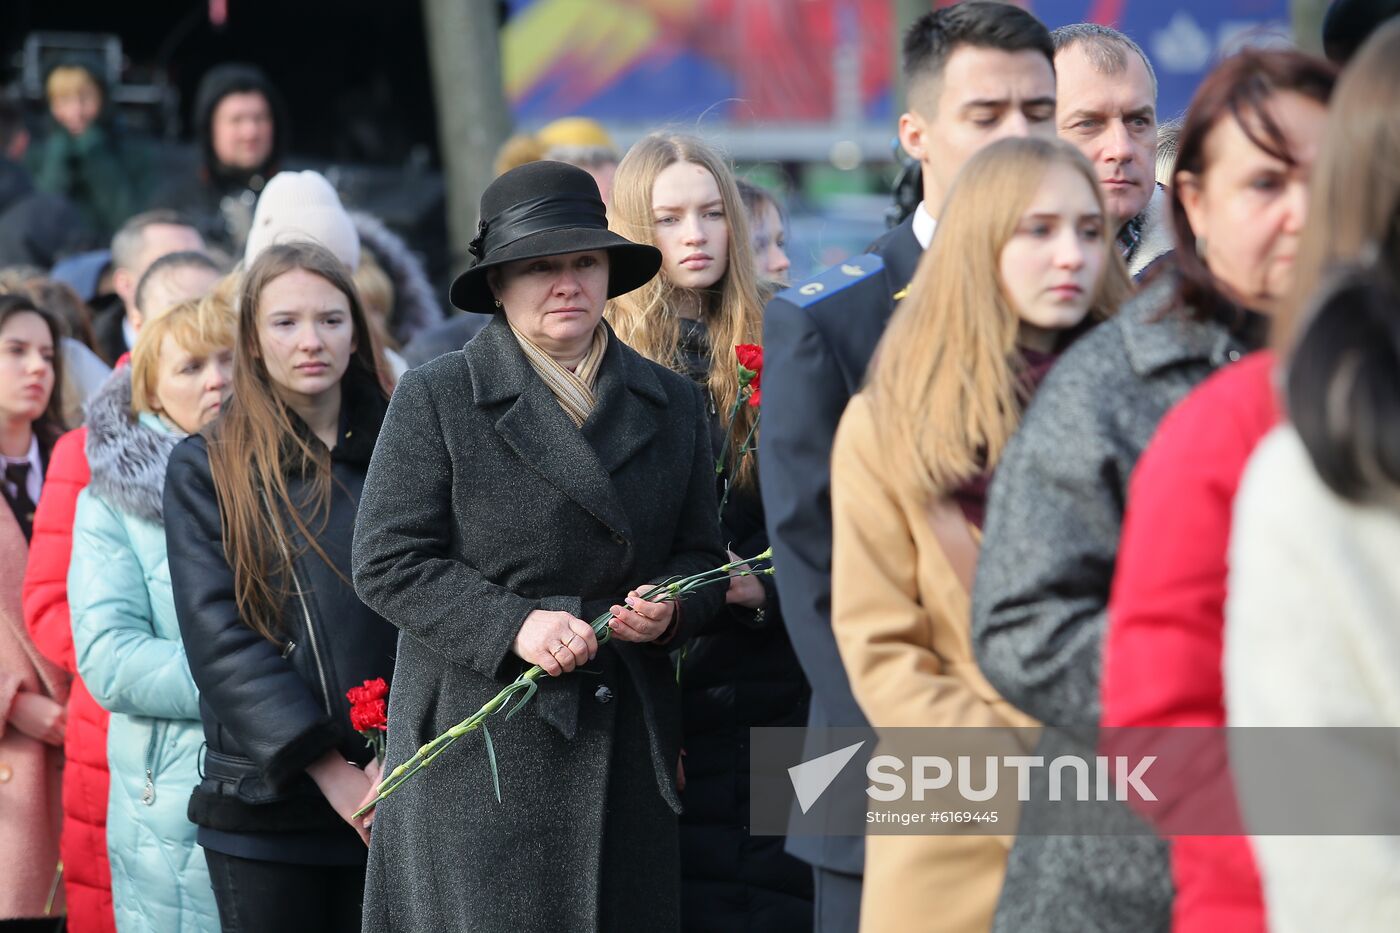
[4,461,36,542]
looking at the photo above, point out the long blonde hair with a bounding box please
[868,137,1131,501]
[606,133,764,485]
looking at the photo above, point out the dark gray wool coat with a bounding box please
[351,313,726,933]
[970,272,1265,933]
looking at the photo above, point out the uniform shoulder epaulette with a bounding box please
[774,254,886,310]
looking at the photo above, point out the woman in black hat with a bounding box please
[350,160,727,933]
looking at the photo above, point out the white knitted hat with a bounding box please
[244,170,361,271]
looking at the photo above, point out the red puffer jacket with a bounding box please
[22,425,116,933]
[1102,352,1278,933]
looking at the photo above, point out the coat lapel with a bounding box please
[1119,274,1243,378]
[466,316,637,539]
[580,323,667,475]
[879,215,923,296]
[0,503,66,701]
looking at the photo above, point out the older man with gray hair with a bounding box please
[1053,23,1173,277]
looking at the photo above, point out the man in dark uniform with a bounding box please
[759,4,1057,929]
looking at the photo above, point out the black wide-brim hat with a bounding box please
[449,160,661,313]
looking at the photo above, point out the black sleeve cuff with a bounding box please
[261,719,343,792]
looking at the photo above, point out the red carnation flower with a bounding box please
[346,677,389,706]
[735,344,763,407]
[351,698,388,733]
[347,678,389,763]
[735,343,763,375]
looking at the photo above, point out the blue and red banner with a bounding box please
[502,0,1292,126]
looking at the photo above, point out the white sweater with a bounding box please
[1226,426,1400,933]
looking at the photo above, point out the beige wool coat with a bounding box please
[0,497,68,920]
[831,393,1036,933]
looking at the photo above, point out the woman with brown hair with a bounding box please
[1103,36,1366,931]
[735,178,791,285]
[970,48,1336,933]
[1221,20,1400,931]
[0,296,68,926]
[606,134,813,930]
[163,241,398,933]
[832,136,1129,933]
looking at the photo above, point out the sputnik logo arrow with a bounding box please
[788,741,865,814]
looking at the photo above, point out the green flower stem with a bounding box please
[713,392,747,478]
[354,552,773,816]
[717,411,762,517]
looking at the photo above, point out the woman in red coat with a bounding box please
[1102,22,1400,930]
[22,418,116,933]
[1102,351,1277,932]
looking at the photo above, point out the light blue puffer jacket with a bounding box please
[68,373,218,933]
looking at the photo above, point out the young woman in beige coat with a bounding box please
[0,296,69,924]
[830,137,1132,932]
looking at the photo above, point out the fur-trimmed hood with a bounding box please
[84,366,183,526]
[352,212,445,345]
[1127,184,1174,279]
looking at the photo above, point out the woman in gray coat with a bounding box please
[351,160,727,933]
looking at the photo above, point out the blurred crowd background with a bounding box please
[0,0,1320,286]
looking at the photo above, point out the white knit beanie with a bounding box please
[244,170,361,271]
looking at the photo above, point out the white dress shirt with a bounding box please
[912,201,937,250]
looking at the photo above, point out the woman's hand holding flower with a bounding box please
[357,757,384,828]
[307,751,375,845]
[723,548,767,610]
[608,588,675,642]
[513,610,597,676]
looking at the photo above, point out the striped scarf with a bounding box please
[509,322,609,427]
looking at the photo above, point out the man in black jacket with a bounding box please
[759,4,1056,928]
[154,63,288,254]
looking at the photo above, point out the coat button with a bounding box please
[611,531,626,546]
[1227,349,1242,362]
[594,685,614,704]
[0,763,11,783]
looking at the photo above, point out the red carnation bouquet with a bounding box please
[735,343,763,408]
[715,343,764,515]
[347,678,388,765]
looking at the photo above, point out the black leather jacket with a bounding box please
[164,375,398,833]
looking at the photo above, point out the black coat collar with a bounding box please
[875,214,923,295]
[465,314,667,538]
[282,365,387,469]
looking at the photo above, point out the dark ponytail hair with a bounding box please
[1287,264,1400,501]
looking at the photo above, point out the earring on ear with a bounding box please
[494,299,502,308]
[1195,235,1208,259]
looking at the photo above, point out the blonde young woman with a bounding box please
[830,137,1131,933]
[607,134,814,930]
